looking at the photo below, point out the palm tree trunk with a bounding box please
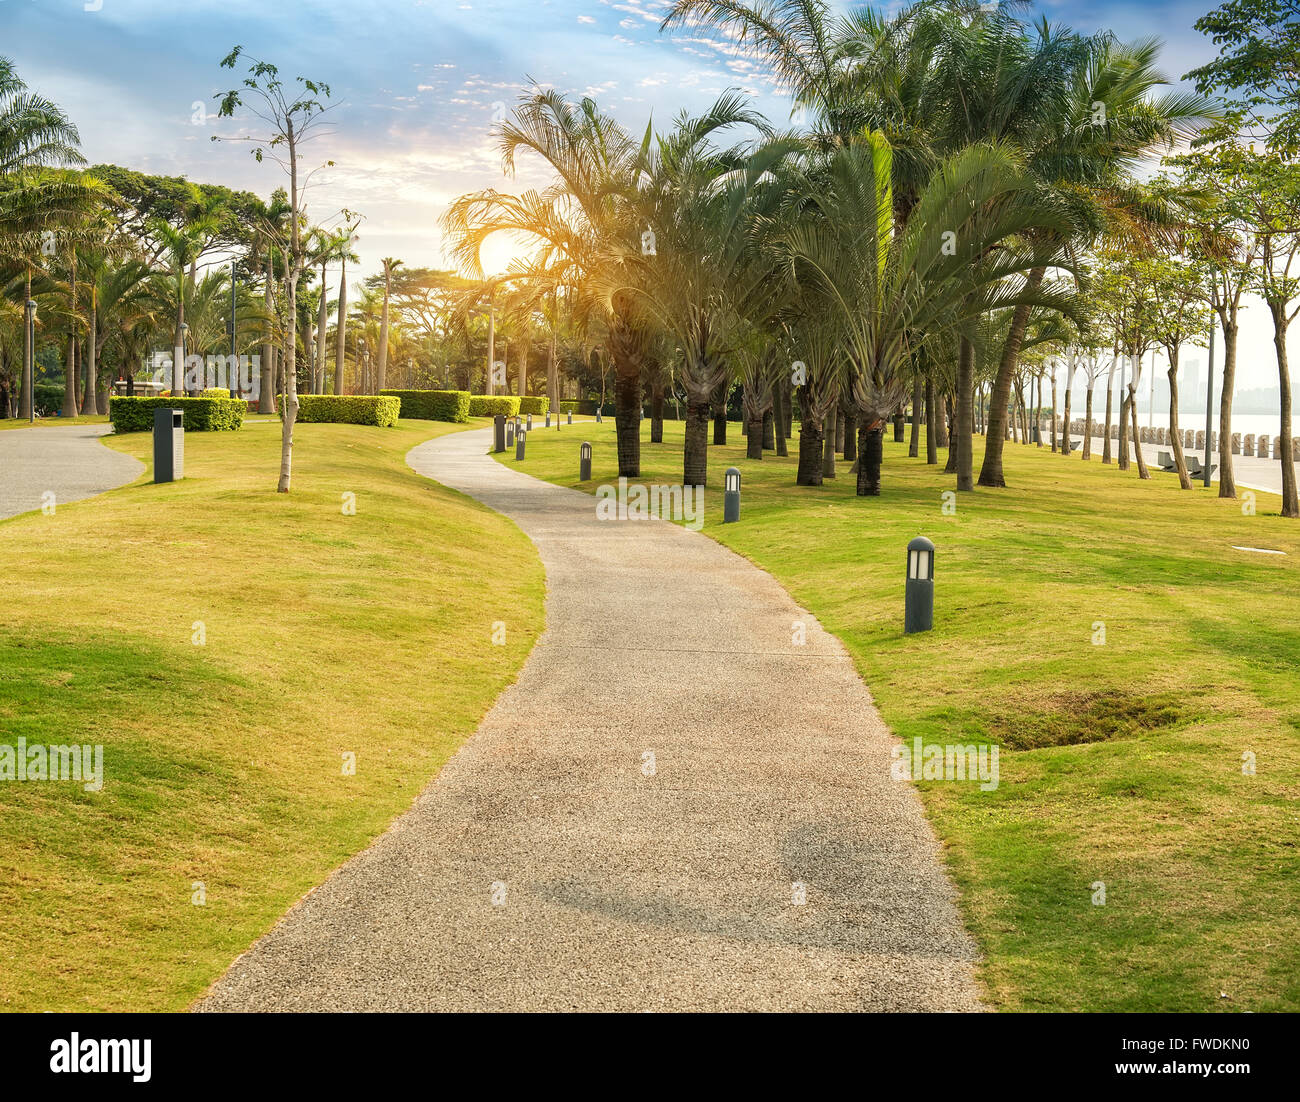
[979,267,1045,486]
[63,257,78,418]
[908,372,921,458]
[924,373,937,465]
[797,408,823,486]
[821,417,836,478]
[333,258,347,397]
[608,313,642,478]
[259,258,276,413]
[711,380,728,444]
[746,413,764,459]
[842,408,857,462]
[1050,371,1059,452]
[856,423,883,496]
[956,336,974,490]
[82,289,97,416]
[773,384,788,457]
[377,266,390,394]
[684,396,710,487]
[316,264,328,393]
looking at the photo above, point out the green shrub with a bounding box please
[109,396,246,434]
[279,394,400,427]
[33,384,65,415]
[468,395,521,418]
[379,389,470,422]
[558,400,597,415]
[201,387,230,398]
[518,396,549,416]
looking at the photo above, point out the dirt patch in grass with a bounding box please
[989,691,1192,751]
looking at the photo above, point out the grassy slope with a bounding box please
[0,417,544,1011]
[501,417,1300,1011]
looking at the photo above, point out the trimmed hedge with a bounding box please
[379,389,470,422]
[559,400,598,415]
[201,387,231,398]
[34,384,65,415]
[468,395,521,418]
[279,394,400,427]
[518,396,549,416]
[109,395,245,434]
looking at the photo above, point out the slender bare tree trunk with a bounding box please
[956,336,974,490]
[316,264,328,393]
[1128,356,1149,479]
[1218,315,1239,499]
[773,383,788,457]
[1167,345,1192,490]
[909,372,921,458]
[1082,382,1094,461]
[1271,304,1298,517]
[1061,352,1075,456]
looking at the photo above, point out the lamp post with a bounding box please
[515,428,526,461]
[580,441,592,481]
[24,299,37,422]
[905,537,935,634]
[723,466,741,523]
[357,336,366,396]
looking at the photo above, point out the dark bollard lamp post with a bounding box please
[515,429,526,461]
[723,466,741,523]
[580,441,592,481]
[905,536,935,634]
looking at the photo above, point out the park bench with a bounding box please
[1185,457,1218,479]
[1157,451,1177,472]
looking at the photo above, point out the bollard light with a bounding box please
[515,429,526,460]
[493,414,506,454]
[723,466,741,523]
[904,536,935,634]
[545,411,551,428]
[526,413,533,432]
[506,421,515,447]
[567,410,573,425]
[580,441,592,481]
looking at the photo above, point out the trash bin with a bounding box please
[154,407,184,483]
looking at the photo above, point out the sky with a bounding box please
[1,0,1291,392]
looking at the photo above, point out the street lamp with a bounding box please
[357,336,366,396]
[905,537,935,635]
[229,261,239,399]
[723,466,741,523]
[24,299,37,423]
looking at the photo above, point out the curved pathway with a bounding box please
[0,423,144,522]
[197,426,983,1012]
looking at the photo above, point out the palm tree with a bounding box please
[778,132,1075,496]
[444,88,652,476]
[376,256,401,394]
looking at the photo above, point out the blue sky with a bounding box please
[2,0,1287,387]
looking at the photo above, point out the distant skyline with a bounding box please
[2,0,1293,390]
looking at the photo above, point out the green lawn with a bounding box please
[500,417,1300,1011]
[0,414,110,430]
[0,417,544,1011]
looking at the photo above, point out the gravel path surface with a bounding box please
[196,426,984,1012]
[0,423,143,521]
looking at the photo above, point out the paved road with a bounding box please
[0,423,144,521]
[196,426,984,1012]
